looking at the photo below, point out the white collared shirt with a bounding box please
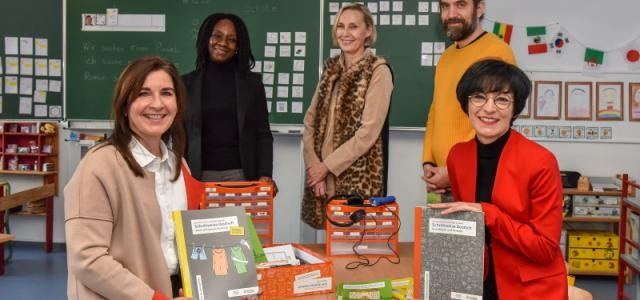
[129,137,187,275]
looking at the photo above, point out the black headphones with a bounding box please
[324,194,369,227]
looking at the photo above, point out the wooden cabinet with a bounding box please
[0,121,58,272]
[0,121,58,177]
[617,174,640,299]
[564,188,622,276]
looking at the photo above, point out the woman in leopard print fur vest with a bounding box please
[301,3,393,229]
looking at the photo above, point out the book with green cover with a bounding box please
[173,206,259,299]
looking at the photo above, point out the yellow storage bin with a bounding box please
[567,247,619,260]
[568,258,618,273]
[568,231,619,249]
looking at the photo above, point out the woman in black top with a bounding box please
[183,13,276,190]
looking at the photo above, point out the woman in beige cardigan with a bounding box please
[301,3,393,229]
[65,56,193,300]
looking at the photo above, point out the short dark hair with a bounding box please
[456,59,531,119]
[104,56,186,181]
[194,13,255,72]
[439,0,484,20]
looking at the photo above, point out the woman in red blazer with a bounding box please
[429,59,568,299]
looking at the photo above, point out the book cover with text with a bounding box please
[413,206,485,300]
[173,206,259,300]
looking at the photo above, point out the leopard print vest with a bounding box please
[301,52,388,229]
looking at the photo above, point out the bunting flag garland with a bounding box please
[584,48,605,72]
[527,26,548,54]
[485,18,640,71]
[549,29,570,55]
[620,40,640,70]
[493,22,513,44]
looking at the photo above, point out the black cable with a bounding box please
[345,203,401,269]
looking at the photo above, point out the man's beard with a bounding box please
[443,10,478,41]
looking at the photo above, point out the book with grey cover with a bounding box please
[413,206,485,300]
[173,206,259,300]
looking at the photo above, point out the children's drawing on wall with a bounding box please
[518,80,532,119]
[565,82,592,120]
[559,126,571,139]
[519,91,531,118]
[573,126,585,139]
[546,125,559,138]
[586,127,599,139]
[596,82,623,120]
[629,82,640,121]
[600,127,612,139]
[534,81,561,119]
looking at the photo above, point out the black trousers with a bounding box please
[170,274,182,297]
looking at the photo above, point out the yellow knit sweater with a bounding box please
[422,33,516,166]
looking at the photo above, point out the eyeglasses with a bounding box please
[468,92,513,110]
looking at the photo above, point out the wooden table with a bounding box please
[0,184,56,275]
[293,242,415,299]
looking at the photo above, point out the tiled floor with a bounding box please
[0,242,634,300]
[0,242,67,300]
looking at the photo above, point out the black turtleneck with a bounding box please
[201,60,241,171]
[476,129,510,300]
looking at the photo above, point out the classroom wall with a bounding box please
[6,0,640,243]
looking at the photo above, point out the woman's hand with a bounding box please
[174,288,191,299]
[258,176,278,196]
[306,162,329,186]
[421,165,450,193]
[313,180,327,197]
[428,202,483,215]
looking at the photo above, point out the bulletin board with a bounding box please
[66,0,320,124]
[0,0,63,119]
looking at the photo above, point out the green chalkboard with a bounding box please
[66,0,320,124]
[323,1,447,128]
[0,0,63,120]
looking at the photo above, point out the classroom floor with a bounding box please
[0,242,631,299]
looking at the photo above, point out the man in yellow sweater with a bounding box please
[422,0,515,195]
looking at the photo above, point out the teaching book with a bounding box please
[413,206,485,300]
[173,206,259,299]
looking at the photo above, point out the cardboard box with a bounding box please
[257,244,334,299]
[568,258,618,273]
[568,231,619,249]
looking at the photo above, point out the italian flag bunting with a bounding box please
[527,26,548,54]
[492,22,513,44]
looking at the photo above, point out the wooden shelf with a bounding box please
[1,132,55,137]
[564,189,622,196]
[1,153,55,157]
[0,234,14,244]
[564,216,620,222]
[0,170,57,176]
[13,211,47,216]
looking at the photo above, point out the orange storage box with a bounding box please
[257,244,334,299]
